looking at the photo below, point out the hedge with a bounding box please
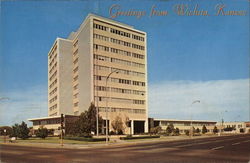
[64,136,107,142]
[120,135,160,140]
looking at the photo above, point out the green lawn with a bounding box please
[0,136,103,144]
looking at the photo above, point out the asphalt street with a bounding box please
[1,134,250,163]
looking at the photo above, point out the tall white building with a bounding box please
[47,14,148,134]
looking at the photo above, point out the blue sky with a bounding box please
[0,0,249,126]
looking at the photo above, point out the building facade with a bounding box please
[216,121,250,134]
[47,14,148,134]
[152,119,217,134]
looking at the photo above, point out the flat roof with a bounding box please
[154,119,217,123]
[28,115,78,121]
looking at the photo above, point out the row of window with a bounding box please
[94,33,144,50]
[93,23,108,31]
[161,122,215,126]
[49,54,57,67]
[94,65,145,78]
[49,96,57,104]
[73,57,78,65]
[94,54,145,68]
[98,34,145,50]
[98,107,146,114]
[93,23,145,42]
[49,104,57,111]
[94,44,144,59]
[95,86,145,95]
[33,119,60,126]
[49,45,57,59]
[110,47,131,56]
[49,71,57,81]
[73,40,78,48]
[74,102,79,107]
[73,66,78,73]
[49,87,57,96]
[132,44,145,50]
[49,62,57,74]
[73,75,78,82]
[73,93,79,99]
[96,96,145,105]
[49,79,57,89]
[49,71,57,82]
[110,38,130,47]
[73,49,78,56]
[110,78,145,86]
[111,67,145,77]
[132,34,144,41]
[110,28,131,38]
[94,44,109,52]
[73,84,78,90]
[94,34,109,41]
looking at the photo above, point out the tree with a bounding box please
[0,126,13,136]
[72,103,103,137]
[195,128,200,134]
[173,128,180,136]
[36,127,48,139]
[213,126,218,134]
[202,125,208,134]
[111,116,125,135]
[10,124,19,138]
[166,123,174,135]
[18,121,30,139]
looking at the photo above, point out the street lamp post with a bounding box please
[219,110,227,136]
[190,100,200,138]
[105,69,119,145]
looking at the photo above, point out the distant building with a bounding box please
[152,119,217,134]
[217,121,250,134]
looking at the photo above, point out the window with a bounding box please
[73,49,78,56]
[73,58,78,64]
[74,93,78,99]
[132,34,145,42]
[73,84,78,90]
[73,75,78,81]
[93,23,108,31]
[73,66,78,73]
[74,102,79,107]
[110,28,130,38]
[73,40,78,47]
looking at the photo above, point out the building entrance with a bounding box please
[134,121,145,134]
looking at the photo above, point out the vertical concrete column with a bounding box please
[145,119,149,133]
[131,120,134,135]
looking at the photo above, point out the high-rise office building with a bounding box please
[47,14,148,134]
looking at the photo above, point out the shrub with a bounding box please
[213,126,218,134]
[150,126,162,135]
[36,127,49,139]
[202,125,207,134]
[173,128,180,136]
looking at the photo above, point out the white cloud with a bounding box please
[0,85,48,126]
[148,79,250,122]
